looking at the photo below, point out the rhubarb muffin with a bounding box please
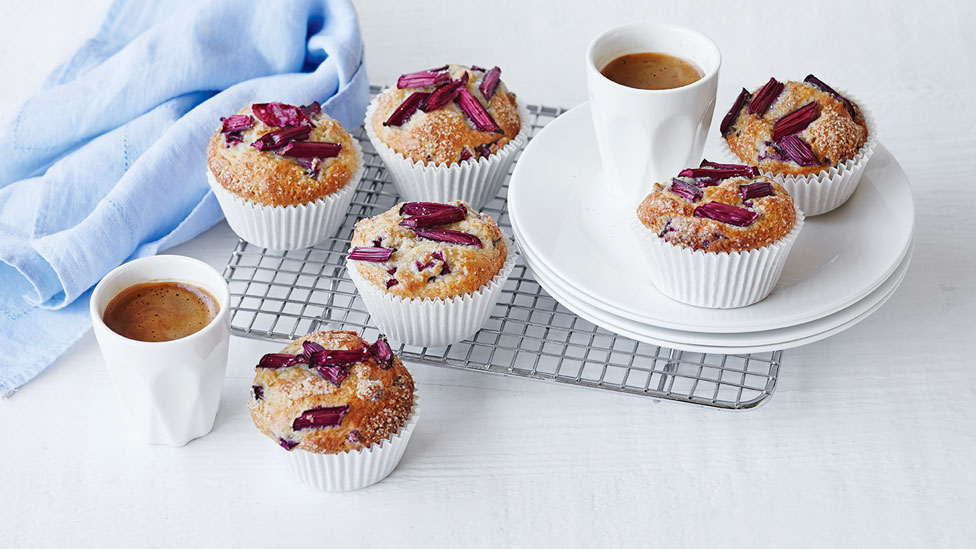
[207,101,363,249]
[364,64,529,209]
[345,200,516,347]
[636,161,804,308]
[249,330,419,491]
[720,74,875,216]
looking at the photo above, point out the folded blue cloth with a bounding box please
[0,0,370,396]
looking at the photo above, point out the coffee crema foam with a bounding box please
[103,281,219,342]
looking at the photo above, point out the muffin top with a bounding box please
[207,101,359,206]
[637,161,797,253]
[347,201,507,299]
[248,331,415,454]
[722,75,868,177]
[370,64,521,166]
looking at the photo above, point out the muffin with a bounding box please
[249,330,419,491]
[720,74,876,215]
[207,101,363,249]
[345,200,516,347]
[636,161,804,308]
[364,64,529,209]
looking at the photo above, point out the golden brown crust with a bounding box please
[725,80,868,176]
[349,201,507,299]
[637,175,796,253]
[206,105,359,206]
[371,64,521,166]
[248,331,415,454]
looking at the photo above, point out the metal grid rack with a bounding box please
[222,88,782,410]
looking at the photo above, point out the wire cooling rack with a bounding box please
[221,87,782,410]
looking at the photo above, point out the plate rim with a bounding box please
[519,236,912,353]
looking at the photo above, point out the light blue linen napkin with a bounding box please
[0,0,370,396]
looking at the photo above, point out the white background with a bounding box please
[1,0,974,547]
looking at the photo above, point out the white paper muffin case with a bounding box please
[346,242,518,348]
[207,138,364,250]
[279,392,420,492]
[721,91,877,217]
[364,94,530,210]
[638,208,805,308]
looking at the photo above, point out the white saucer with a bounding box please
[508,102,915,333]
[515,212,913,353]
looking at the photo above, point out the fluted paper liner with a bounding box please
[364,94,530,210]
[721,90,877,216]
[347,242,518,347]
[207,139,364,250]
[638,209,805,308]
[280,392,420,492]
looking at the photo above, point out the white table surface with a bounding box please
[2,1,975,547]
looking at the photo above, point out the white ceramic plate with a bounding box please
[512,207,915,347]
[517,227,912,353]
[508,102,915,333]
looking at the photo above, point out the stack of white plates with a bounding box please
[508,104,915,354]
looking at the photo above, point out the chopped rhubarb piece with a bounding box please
[776,135,819,166]
[678,165,758,179]
[421,74,468,112]
[427,65,449,73]
[694,202,760,227]
[748,77,784,116]
[804,74,856,118]
[387,266,397,275]
[300,101,321,117]
[670,178,702,203]
[460,148,472,161]
[309,348,369,366]
[384,91,431,127]
[278,141,342,159]
[697,177,722,188]
[474,143,492,158]
[720,88,751,136]
[758,140,790,163]
[224,133,244,146]
[479,66,501,101]
[252,102,311,128]
[772,102,819,141]
[349,247,394,262]
[295,157,322,178]
[346,430,361,444]
[455,88,503,133]
[386,278,399,289]
[431,250,450,274]
[292,405,349,430]
[740,181,774,200]
[698,159,761,173]
[397,70,451,89]
[302,341,326,362]
[257,353,301,368]
[400,202,466,217]
[278,438,299,451]
[251,126,311,151]
[221,115,253,133]
[252,385,264,400]
[370,335,394,368]
[399,207,466,228]
[414,228,483,247]
[314,365,349,387]
[470,65,486,72]
[416,260,435,271]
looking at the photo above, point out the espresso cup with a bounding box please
[90,255,231,447]
[586,23,721,203]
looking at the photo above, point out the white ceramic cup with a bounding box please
[586,23,721,203]
[90,255,231,447]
